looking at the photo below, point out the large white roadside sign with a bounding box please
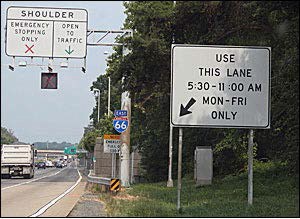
[6,6,87,58]
[171,45,271,128]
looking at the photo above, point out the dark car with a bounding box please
[56,161,63,168]
[37,162,46,169]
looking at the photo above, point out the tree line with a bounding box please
[80,1,299,181]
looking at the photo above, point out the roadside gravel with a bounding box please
[68,192,107,217]
[67,169,107,217]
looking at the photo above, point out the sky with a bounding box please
[1,1,126,144]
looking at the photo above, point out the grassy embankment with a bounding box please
[95,161,299,217]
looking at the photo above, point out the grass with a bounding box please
[96,161,299,217]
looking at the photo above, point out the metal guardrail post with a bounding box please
[87,170,111,186]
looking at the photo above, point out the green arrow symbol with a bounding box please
[65,46,74,55]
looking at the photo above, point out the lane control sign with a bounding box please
[171,44,271,129]
[6,6,87,58]
[113,117,129,133]
[41,73,58,89]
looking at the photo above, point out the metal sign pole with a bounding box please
[167,124,174,187]
[248,129,254,205]
[111,153,114,178]
[177,127,183,211]
[167,0,176,189]
[114,153,116,178]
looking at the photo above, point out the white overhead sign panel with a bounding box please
[6,6,87,58]
[171,45,271,129]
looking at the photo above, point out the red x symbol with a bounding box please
[25,44,34,54]
[45,74,56,88]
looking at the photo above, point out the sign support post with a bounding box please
[248,129,254,205]
[111,153,114,178]
[177,127,183,211]
[167,125,174,187]
[120,92,131,187]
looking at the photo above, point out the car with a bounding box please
[37,162,46,169]
[45,160,54,168]
[56,161,63,168]
[63,161,68,167]
[55,161,66,168]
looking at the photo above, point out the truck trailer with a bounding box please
[1,144,35,179]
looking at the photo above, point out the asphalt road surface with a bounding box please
[1,162,80,217]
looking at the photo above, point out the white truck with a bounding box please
[1,144,35,179]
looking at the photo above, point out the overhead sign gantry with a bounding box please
[6,6,87,58]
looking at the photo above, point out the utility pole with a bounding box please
[108,76,111,116]
[86,29,133,182]
[167,0,176,188]
[120,91,131,187]
[107,75,114,178]
[97,91,100,122]
[93,88,100,122]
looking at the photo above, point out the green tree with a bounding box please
[86,1,299,180]
[79,114,118,152]
[1,127,18,145]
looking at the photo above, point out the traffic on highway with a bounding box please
[1,157,80,217]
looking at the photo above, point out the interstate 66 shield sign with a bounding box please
[113,117,129,133]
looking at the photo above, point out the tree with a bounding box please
[79,114,118,153]
[1,127,18,145]
[86,1,299,180]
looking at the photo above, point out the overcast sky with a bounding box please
[1,1,126,144]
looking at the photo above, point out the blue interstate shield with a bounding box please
[113,117,129,133]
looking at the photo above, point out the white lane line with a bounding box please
[29,168,82,217]
[1,168,66,191]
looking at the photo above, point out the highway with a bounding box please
[1,162,82,217]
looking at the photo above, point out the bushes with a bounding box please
[213,129,257,176]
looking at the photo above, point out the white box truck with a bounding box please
[1,144,35,179]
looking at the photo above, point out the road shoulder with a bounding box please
[67,190,108,217]
[39,181,86,217]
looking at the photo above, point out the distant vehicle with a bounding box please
[56,161,63,168]
[1,144,35,179]
[37,162,46,169]
[45,160,54,168]
[62,161,67,167]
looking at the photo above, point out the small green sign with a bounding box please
[64,146,77,155]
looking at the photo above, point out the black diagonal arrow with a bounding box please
[179,97,196,117]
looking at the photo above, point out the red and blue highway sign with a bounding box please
[113,117,129,133]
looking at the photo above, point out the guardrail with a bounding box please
[87,170,111,186]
